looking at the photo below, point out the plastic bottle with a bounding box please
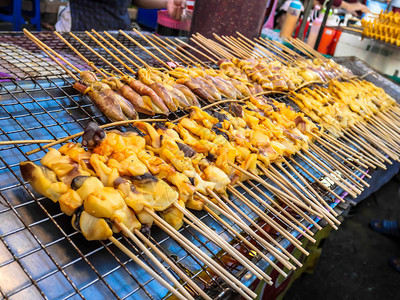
[306,13,323,48]
[280,1,303,38]
[179,0,194,37]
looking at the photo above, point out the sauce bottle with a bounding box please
[280,1,303,38]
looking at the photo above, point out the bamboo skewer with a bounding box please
[236,181,316,242]
[133,229,211,300]
[303,149,363,195]
[179,209,272,283]
[147,34,191,66]
[109,236,187,300]
[119,30,173,70]
[25,118,166,155]
[85,31,137,75]
[196,191,293,265]
[162,37,208,68]
[310,144,369,189]
[338,133,388,167]
[313,133,373,170]
[226,187,303,267]
[320,132,382,170]
[69,32,125,76]
[245,180,318,233]
[116,222,195,300]
[133,29,176,64]
[266,166,339,230]
[193,34,235,59]
[147,208,257,300]
[275,162,341,220]
[249,164,323,218]
[0,140,56,145]
[103,32,152,69]
[297,152,358,198]
[203,206,288,277]
[93,30,141,69]
[303,148,364,194]
[342,130,391,165]
[175,39,217,65]
[231,184,307,249]
[288,157,343,201]
[23,29,80,81]
[53,31,107,78]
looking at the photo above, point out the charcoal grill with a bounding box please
[0,32,377,299]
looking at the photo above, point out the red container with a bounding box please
[328,29,342,56]
[317,27,336,54]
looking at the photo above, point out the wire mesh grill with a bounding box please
[0,32,372,299]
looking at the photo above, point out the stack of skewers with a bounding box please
[12,29,400,299]
[345,10,400,46]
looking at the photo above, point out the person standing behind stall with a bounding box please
[55,0,185,32]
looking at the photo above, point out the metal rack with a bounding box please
[0,32,369,299]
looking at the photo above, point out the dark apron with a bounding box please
[70,0,132,31]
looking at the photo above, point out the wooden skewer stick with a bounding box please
[115,222,195,300]
[360,122,400,152]
[374,113,400,136]
[315,134,375,170]
[245,180,317,234]
[193,34,235,59]
[133,229,211,300]
[68,32,125,76]
[303,149,363,195]
[153,34,201,66]
[262,165,326,228]
[288,157,344,202]
[23,29,80,80]
[274,162,341,220]
[0,139,55,145]
[245,164,323,218]
[350,126,399,160]
[342,130,391,165]
[103,32,152,69]
[222,189,298,266]
[320,132,380,171]
[369,117,400,141]
[109,236,187,300]
[297,152,358,198]
[338,132,387,167]
[255,37,294,62]
[147,34,191,66]
[203,206,288,277]
[223,36,255,58]
[266,166,339,230]
[215,35,249,58]
[162,37,208,68]
[310,144,368,189]
[196,191,292,265]
[133,29,177,64]
[357,123,400,155]
[175,39,217,65]
[189,37,220,62]
[236,181,316,243]
[146,208,257,300]
[303,146,364,194]
[92,30,141,70]
[178,208,272,283]
[85,31,137,75]
[26,118,167,155]
[226,187,303,268]
[53,31,107,78]
[231,184,306,249]
[119,30,173,70]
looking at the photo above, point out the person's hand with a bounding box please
[167,0,186,20]
[342,2,370,16]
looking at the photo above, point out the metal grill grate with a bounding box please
[0,33,369,299]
